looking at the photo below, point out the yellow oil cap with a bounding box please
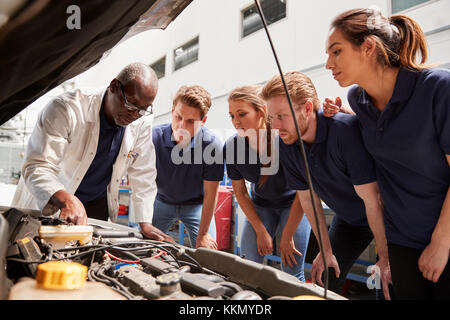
[293,295,325,300]
[36,261,87,290]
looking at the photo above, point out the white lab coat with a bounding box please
[11,88,157,223]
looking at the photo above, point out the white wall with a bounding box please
[72,0,450,140]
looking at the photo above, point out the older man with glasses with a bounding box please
[12,62,174,241]
[119,82,154,117]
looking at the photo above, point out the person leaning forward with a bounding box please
[262,71,391,299]
[11,62,174,242]
[323,8,450,299]
[151,85,224,249]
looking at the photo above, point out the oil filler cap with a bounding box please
[156,272,181,286]
[36,261,88,290]
[156,272,182,296]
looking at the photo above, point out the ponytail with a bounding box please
[389,14,428,70]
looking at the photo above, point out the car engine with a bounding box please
[0,207,344,300]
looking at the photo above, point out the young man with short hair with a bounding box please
[152,85,224,249]
[262,71,391,298]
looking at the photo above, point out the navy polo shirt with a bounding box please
[152,123,224,205]
[348,67,450,250]
[75,106,125,204]
[280,111,377,226]
[224,134,296,208]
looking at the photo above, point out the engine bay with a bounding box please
[0,207,344,300]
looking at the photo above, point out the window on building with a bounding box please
[391,0,430,13]
[173,37,199,71]
[241,0,286,38]
[150,56,166,79]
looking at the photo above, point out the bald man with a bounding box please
[12,62,173,241]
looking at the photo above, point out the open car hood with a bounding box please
[0,0,192,126]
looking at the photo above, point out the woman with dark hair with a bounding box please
[324,7,450,299]
[224,85,311,281]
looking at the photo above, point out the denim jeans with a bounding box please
[240,203,311,281]
[325,215,374,294]
[152,198,216,247]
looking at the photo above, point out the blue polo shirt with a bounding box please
[152,123,224,205]
[75,106,125,204]
[280,111,377,226]
[348,67,450,250]
[224,134,296,208]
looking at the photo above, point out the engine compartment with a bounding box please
[0,207,344,300]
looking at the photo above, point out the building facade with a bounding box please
[72,0,450,140]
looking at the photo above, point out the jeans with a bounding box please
[240,203,311,281]
[152,198,216,247]
[324,215,374,294]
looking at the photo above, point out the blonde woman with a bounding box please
[224,85,311,281]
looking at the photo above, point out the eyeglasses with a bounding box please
[119,82,153,116]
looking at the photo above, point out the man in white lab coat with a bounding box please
[12,62,173,241]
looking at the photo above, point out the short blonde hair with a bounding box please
[173,85,212,119]
[261,71,320,111]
